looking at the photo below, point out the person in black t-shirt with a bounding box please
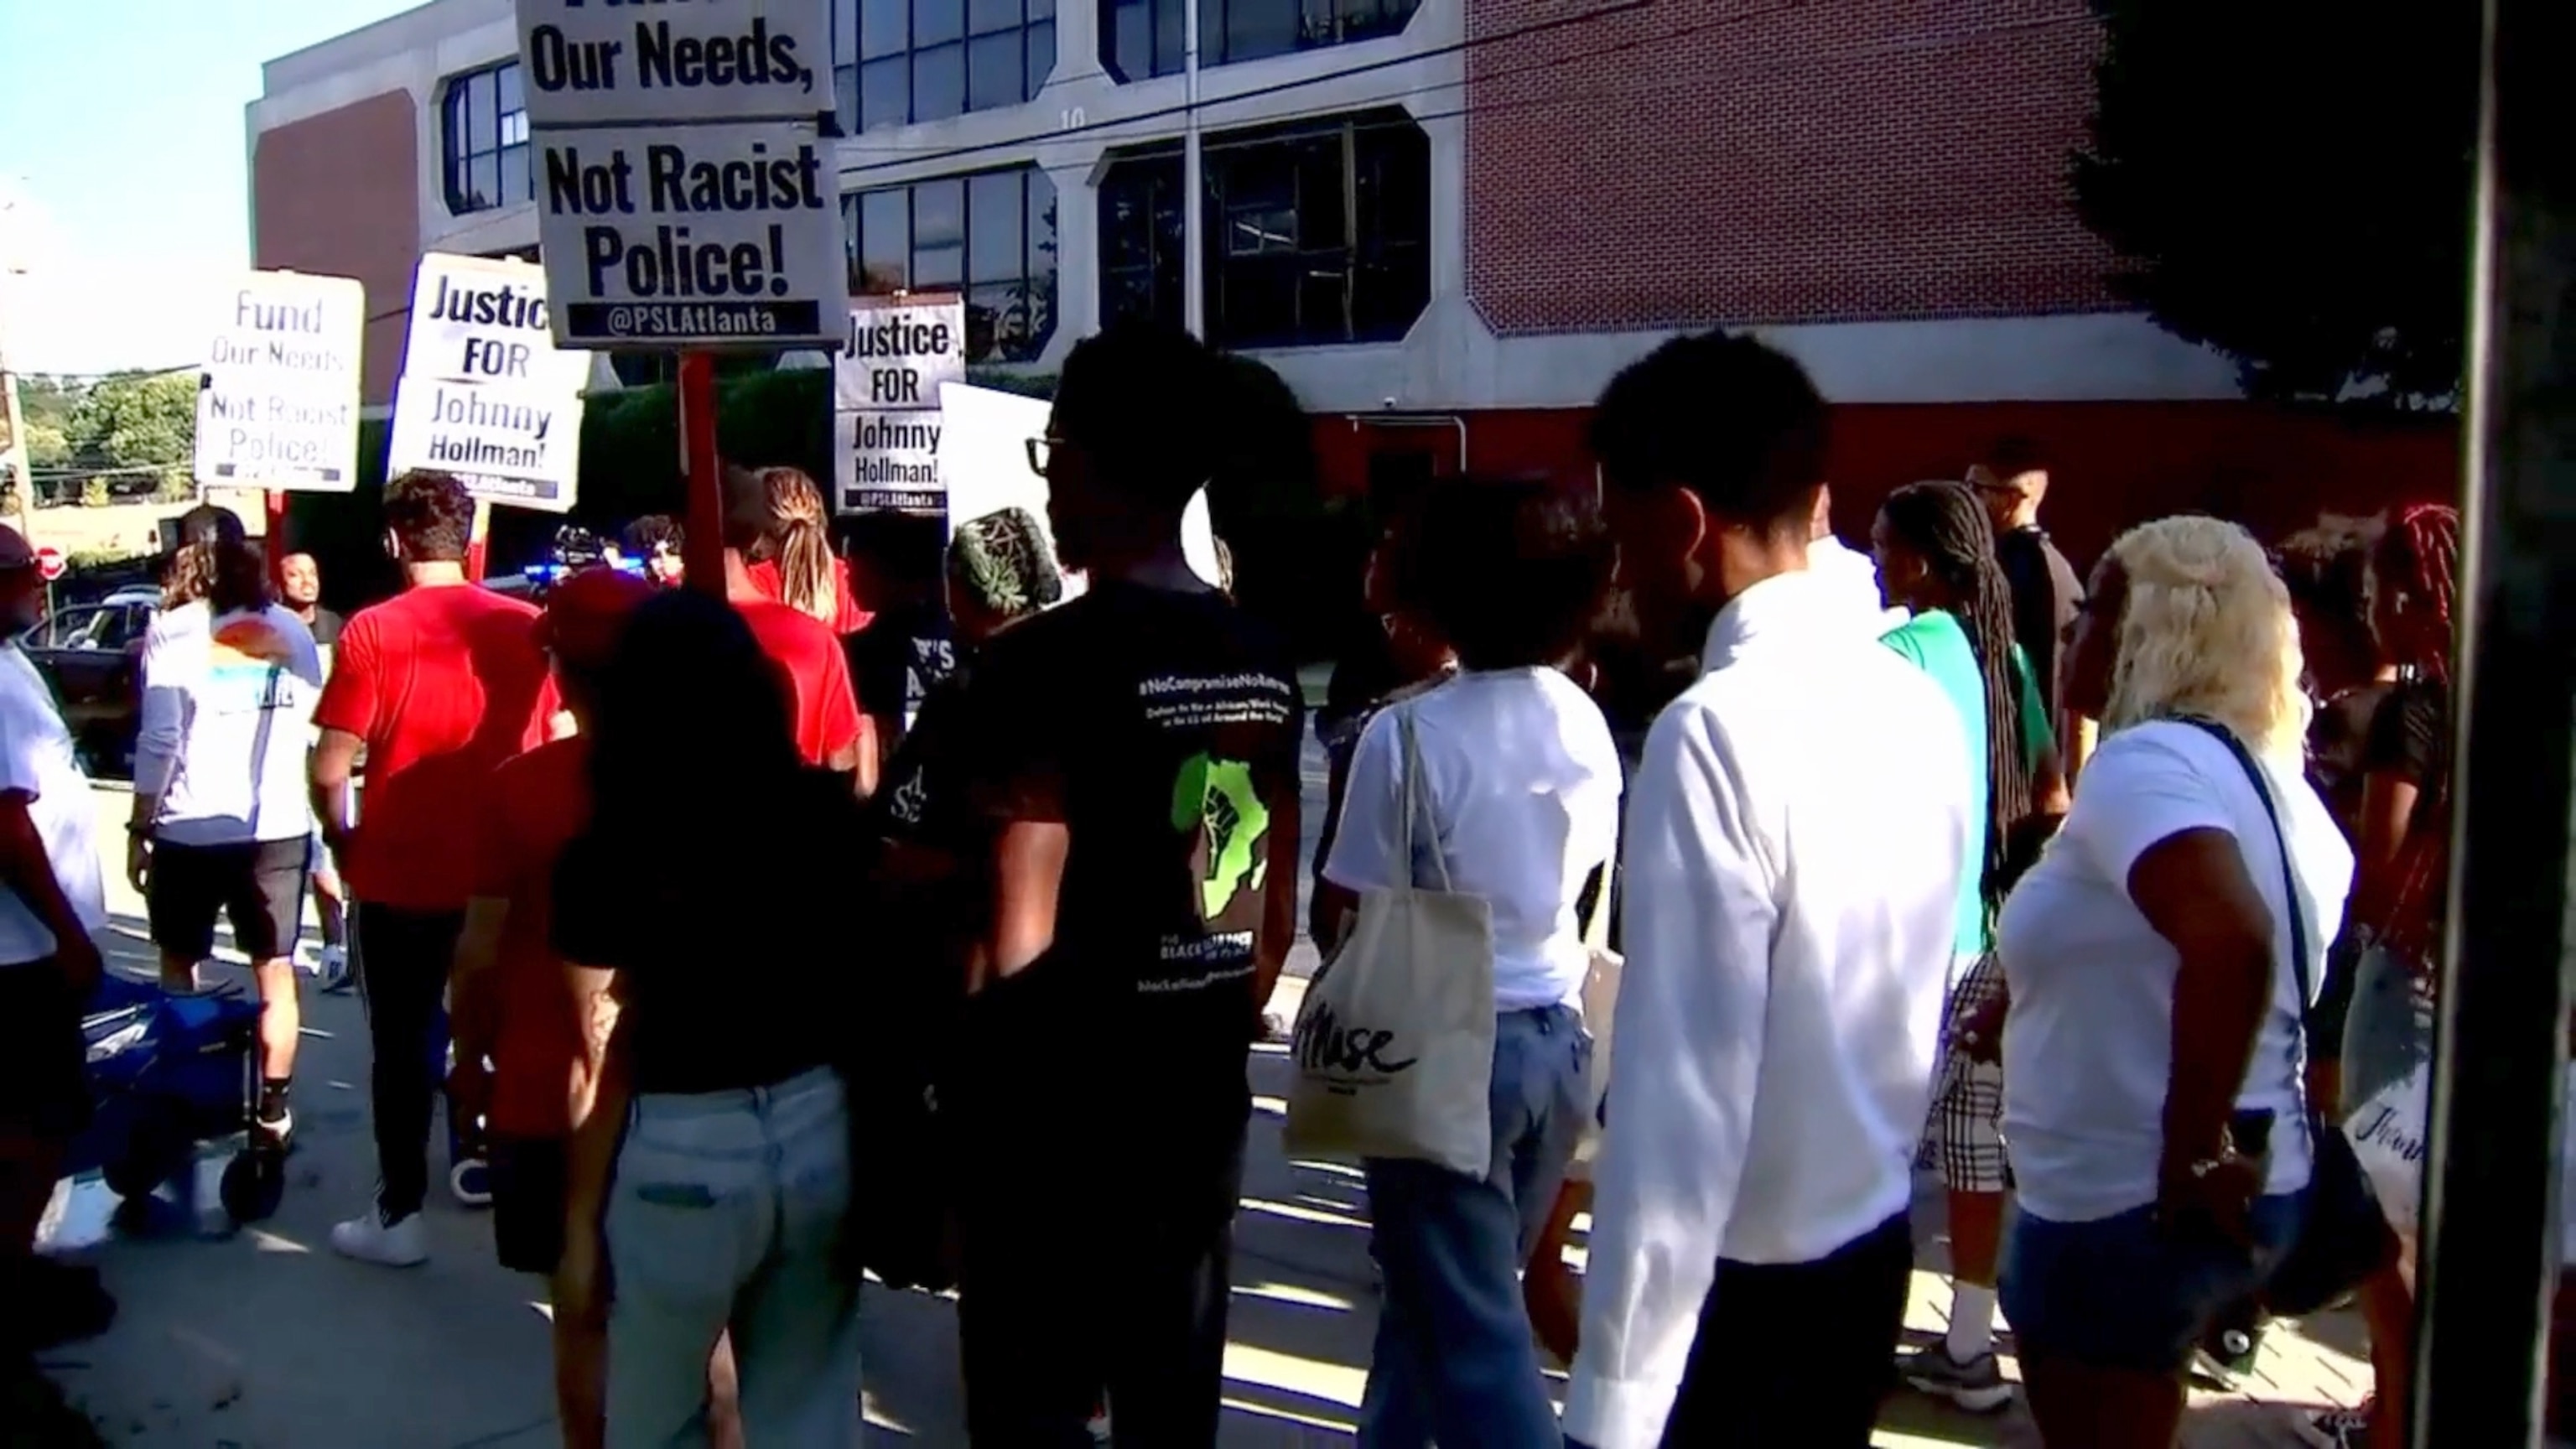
[1967,439,2090,773]
[951,322,1305,1449]
[549,590,871,1446]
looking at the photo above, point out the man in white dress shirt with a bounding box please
[1564,333,1972,1448]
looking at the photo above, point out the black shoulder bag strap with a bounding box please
[2171,715,2390,1315]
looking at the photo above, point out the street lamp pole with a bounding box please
[2414,0,2576,1440]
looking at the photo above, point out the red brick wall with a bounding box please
[1466,0,2122,335]
[252,91,420,405]
[1314,402,2461,564]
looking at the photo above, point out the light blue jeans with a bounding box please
[605,1067,862,1449]
[1360,1003,1592,1449]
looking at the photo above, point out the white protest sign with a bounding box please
[387,254,589,512]
[515,0,831,127]
[195,272,365,493]
[838,297,966,410]
[533,122,844,348]
[936,382,1223,595]
[839,408,943,515]
[515,0,845,350]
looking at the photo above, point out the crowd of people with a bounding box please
[0,314,2506,1448]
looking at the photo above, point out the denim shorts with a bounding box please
[2001,1192,2305,1374]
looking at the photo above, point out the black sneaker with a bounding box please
[1895,1343,2013,1412]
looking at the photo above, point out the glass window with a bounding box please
[912,42,966,121]
[839,0,1041,128]
[860,56,910,132]
[968,30,1022,112]
[1099,111,1428,347]
[1098,0,1416,78]
[1026,21,1057,92]
[844,168,1059,363]
[441,62,532,215]
[968,171,1024,283]
[862,0,909,55]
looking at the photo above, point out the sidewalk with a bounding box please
[33,784,2369,1446]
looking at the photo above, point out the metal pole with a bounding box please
[1182,0,1205,339]
[2414,0,2576,1441]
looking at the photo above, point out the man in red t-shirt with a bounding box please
[311,471,554,1269]
[721,464,873,793]
[445,566,652,1448]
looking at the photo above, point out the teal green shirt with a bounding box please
[1878,610,2054,955]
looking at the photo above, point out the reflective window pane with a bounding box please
[497,63,524,116]
[1026,20,1057,95]
[1111,0,1150,81]
[861,0,909,56]
[914,0,964,48]
[913,178,966,247]
[860,188,911,293]
[968,170,1024,283]
[836,63,860,132]
[912,242,964,289]
[1030,0,1054,23]
[501,145,532,205]
[466,151,500,212]
[1154,0,1185,77]
[860,55,910,130]
[913,43,964,121]
[967,31,1020,112]
[969,0,1021,34]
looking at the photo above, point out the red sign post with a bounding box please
[678,352,724,599]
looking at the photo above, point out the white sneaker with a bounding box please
[330,1209,428,1267]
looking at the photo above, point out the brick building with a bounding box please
[251,0,2454,563]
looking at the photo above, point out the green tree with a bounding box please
[2072,1,2482,408]
[63,371,196,495]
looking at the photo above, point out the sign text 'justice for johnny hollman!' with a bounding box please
[513,0,845,350]
[387,253,590,512]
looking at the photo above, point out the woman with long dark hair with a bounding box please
[551,590,871,1444]
[125,506,321,1168]
[1872,479,2065,1410]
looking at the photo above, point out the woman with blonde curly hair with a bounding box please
[1993,516,2355,1448]
[745,467,871,633]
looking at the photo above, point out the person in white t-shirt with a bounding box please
[1564,333,1971,1449]
[1994,515,2354,1447]
[0,523,112,1350]
[127,512,322,1156]
[1323,478,1621,1449]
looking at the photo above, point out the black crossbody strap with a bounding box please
[2170,716,2313,1028]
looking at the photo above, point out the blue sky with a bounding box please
[0,1,420,377]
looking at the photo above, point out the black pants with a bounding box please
[958,1116,1246,1448]
[355,904,465,1220]
[1659,1211,1913,1448]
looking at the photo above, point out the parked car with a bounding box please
[22,597,154,776]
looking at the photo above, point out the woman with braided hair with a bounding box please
[2302,501,2459,1449]
[1871,478,2068,1412]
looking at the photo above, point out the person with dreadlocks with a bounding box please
[1867,479,2067,1411]
[2298,501,2458,1449]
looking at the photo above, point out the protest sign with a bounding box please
[515,0,832,128]
[515,0,845,351]
[838,297,967,410]
[387,253,589,511]
[838,408,943,515]
[533,123,845,347]
[195,271,365,493]
[937,382,1224,595]
[835,295,964,514]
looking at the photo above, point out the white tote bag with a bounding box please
[1283,707,1498,1178]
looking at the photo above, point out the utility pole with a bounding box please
[1182,0,1205,339]
[0,190,35,543]
[2413,0,2576,1441]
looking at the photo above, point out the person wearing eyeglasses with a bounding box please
[951,322,1304,1447]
